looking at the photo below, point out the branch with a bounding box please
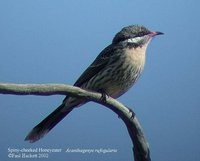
[0,83,151,161]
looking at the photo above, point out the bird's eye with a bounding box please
[137,32,146,37]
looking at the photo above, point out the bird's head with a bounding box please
[112,25,163,48]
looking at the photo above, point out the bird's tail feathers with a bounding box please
[25,103,73,143]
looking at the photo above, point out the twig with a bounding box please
[0,83,151,161]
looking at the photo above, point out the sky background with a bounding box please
[0,0,200,161]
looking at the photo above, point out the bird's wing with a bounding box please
[74,44,118,87]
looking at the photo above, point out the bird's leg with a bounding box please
[127,107,135,119]
[98,89,109,102]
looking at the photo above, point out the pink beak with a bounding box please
[149,31,164,37]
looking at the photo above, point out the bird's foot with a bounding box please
[98,89,109,102]
[127,107,135,119]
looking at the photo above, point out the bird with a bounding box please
[25,25,163,143]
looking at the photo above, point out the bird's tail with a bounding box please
[25,98,83,143]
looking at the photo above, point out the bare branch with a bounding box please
[0,83,151,161]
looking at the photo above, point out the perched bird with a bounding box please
[25,25,163,143]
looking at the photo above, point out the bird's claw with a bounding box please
[98,89,109,102]
[127,107,135,119]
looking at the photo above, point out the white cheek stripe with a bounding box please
[126,37,143,44]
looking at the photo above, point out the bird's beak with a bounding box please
[155,31,164,35]
[149,31,164,37]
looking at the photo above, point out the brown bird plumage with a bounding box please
[25,25,163,142]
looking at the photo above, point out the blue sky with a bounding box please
[0,0,200,161]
